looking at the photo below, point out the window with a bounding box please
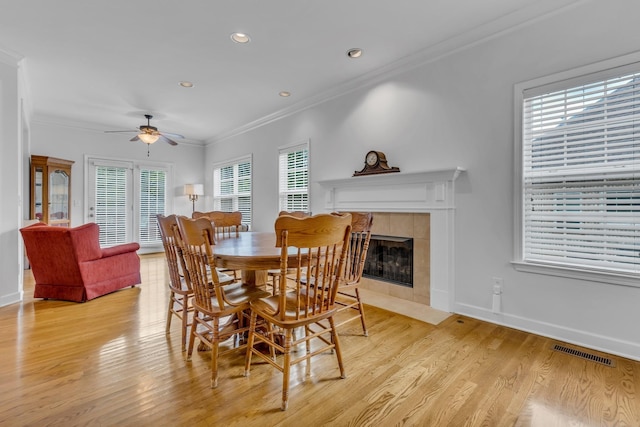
[213,156,252,227]
[138,167,167,246]
[94,163,130,247]
[515,59,640,284]
[279,141,309,212]
[88,158,170,249]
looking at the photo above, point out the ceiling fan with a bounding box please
[105,114,183,155]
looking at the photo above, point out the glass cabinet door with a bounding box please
[49,169,70,223]
[30,155,74,227]
[33,166,44,221]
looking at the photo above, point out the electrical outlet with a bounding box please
[492,277,503,314]
[492,277,503,294]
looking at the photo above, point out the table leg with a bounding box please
[241,269,268,287]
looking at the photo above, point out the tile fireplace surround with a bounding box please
[319,167,464,318]
[364,212,430,305]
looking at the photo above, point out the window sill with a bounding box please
[511,261,640,288]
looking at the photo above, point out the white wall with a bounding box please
[29,122,206,226]
[0,114,205,306]
[205,0,640,360]
[0,54,22,306]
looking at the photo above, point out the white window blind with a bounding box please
[139,168,166,245]
[279,142,309,212]
[213,157,252,227]
[522,70,640,275]
[95,165,129,247]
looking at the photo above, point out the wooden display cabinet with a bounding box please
[30,155,75,227]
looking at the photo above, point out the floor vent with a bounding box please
[552,344,615,367]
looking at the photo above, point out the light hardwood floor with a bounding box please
[1,254,638,426]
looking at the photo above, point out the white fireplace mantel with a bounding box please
[318,167,465,212]
[318,167,465,313]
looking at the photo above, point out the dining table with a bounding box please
[212,231,300,287]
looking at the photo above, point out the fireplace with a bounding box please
[363,235,413,287]
[319,167,464,312]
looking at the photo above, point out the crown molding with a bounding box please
[206,0,586,145]
[0,45,23,66]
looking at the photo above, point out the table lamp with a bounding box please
[184,184,204,213]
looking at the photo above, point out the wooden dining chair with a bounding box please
[277,210,311,218]
[267,210,312,294]
[192,210,243,239]
[157,214,237,351]
[157,214,194,351]
[176,216,269,388]
[335,212,374,336]
[192,210,244,279]
[244,213,352,411]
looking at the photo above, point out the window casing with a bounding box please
[514,57,640,286]
[213,156,252,227]
[279,141,309,212]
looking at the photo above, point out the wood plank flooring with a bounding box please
[1,253,638,426]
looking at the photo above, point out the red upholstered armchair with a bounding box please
[20,222,141,302]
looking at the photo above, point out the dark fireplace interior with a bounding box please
[362,235,413,287]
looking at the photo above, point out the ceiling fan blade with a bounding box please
[160,131,184,139]
[130,135,140,142]
[105,130,138,133]
[159,135,178,146]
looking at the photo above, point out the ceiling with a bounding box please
[0,0,581,144]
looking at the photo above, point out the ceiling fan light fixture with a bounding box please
[230,32,251,44]
[138,133,160,144]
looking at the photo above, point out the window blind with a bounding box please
[522,72,640,275]
[213,157,252,226]
[95,165,128,247]
[279,142,309,212]
[139,168,166,245]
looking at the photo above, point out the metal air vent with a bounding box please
[552,344,615,367]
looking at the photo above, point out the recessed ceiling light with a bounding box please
[279,91,291,97]
[347,48,362,58]
[231,32,251,43]
[179,81,194,88]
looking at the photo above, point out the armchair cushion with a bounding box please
[20,222,141,302]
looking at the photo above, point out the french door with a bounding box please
[87,157,170,250]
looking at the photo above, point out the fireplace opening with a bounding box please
[362,235,413,287]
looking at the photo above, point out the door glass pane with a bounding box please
[139,169,166,245]
[95,166,128,247]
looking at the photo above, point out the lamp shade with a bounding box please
[138,133,160,144]
[184,183,204,196]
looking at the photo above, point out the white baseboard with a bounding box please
[0,291,22,308]
[455,302,640,362]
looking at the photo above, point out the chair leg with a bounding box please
[165,291,175,335]
[244,310,259,377]
[186,310,198,361]
[281,328,293,411]
[355,288,368,337]
[211,317,220,388]
[329,316,346,379]
[265,320,276,360]
[180,296,189,351]
[305,325,311,377]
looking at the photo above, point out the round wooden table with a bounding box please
[213,232,299,286]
